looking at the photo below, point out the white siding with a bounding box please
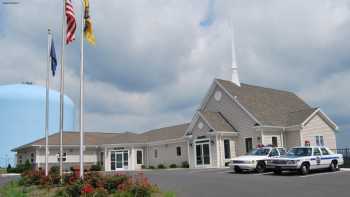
[204,84,259,155]
[147,141,188,167]
[262,131,282,147]
[285,130,301,148]
[301,114,337,149]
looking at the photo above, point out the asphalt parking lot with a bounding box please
[134,168,350,197]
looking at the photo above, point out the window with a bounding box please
[154,149,158,158]
[315,136,324,146]
[57,152,67,162]
[19,160,22,164]
[19,155,22,159]
[321,148,330,155]
[176,147,181,156]
[278,148,286,155]
[245,138,253,153]
[100,152,104,166]
[224,139,231,159]
[272,137,278,147]
[313,148,321,156]
[123,151,128,166]
[137,150,143,164]
[269,148,279,157]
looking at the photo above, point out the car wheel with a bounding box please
[299,163,310,175]
[273,169,282,175]
[256,161,266,173]
[234,166,242,173]
[329,161,337,172]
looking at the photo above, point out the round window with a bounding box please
[214,90,222,101]
[198,122,203,129]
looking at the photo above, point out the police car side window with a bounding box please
[270,148,279,156]
[313,148,321,156]
[321,148,330,155]
[278,148,286,155]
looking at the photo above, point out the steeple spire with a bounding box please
[230,14,240,86]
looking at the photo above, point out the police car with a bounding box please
[267,146,344,175]
[229,147,286,173]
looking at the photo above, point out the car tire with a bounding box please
[256,161,266,173]
[234,166,242,173]
[299,163,310,175]
[273,169,282,175]
[329,161,337,172]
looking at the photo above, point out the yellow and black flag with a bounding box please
[83,0,96,45]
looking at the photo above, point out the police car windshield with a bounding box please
[248,148,270,156]
[287,148,312,157]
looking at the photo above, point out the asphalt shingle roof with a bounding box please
[13,123,189,151]
[216,79,313,126]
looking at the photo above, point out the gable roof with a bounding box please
[200,111,237,132]
[12,123,189,151]
[215,79,313,126]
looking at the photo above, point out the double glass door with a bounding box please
[195,141,210,167]
[111,150,128,170]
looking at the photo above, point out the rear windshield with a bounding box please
[248,148,270,156]
[287,148,312,157]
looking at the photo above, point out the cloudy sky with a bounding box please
[0,0,349,161]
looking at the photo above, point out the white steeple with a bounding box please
[230,15,240,86]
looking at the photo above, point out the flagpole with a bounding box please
[45,29,51,177]
[59,0,66,181]
[79,0,85,179]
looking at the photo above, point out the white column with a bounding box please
[104,146,108,171]
[187,140,191,168]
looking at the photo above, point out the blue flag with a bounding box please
[50,38,58,76]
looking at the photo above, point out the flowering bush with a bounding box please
[81,183,95,195]
[17,167,160,196]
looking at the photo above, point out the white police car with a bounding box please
[267,146,344,175]
[229,147,286,173]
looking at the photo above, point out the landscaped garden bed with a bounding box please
[0,166,176,197]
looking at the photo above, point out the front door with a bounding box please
[195,141,210,168]
[111,150,129,171]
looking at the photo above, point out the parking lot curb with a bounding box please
[341,168,350,171]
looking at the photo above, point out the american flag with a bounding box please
[65,0,76,44]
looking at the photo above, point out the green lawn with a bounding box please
[0,168,7,174]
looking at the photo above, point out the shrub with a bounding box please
[148,166,155,169]
[130,173,158,197]
[181,161,189,168]
[64,179,83,197]
[24,160,32,171]
[90,164,102,171]
[169,164,177,168]
[157,164,166,169]
[49,166,61,185]
[93,187,109,197]
[104,174,129,193]
[20,169,45,186]
[141,165,146,169]
[81,183,95,195]
[0,181,27,197]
